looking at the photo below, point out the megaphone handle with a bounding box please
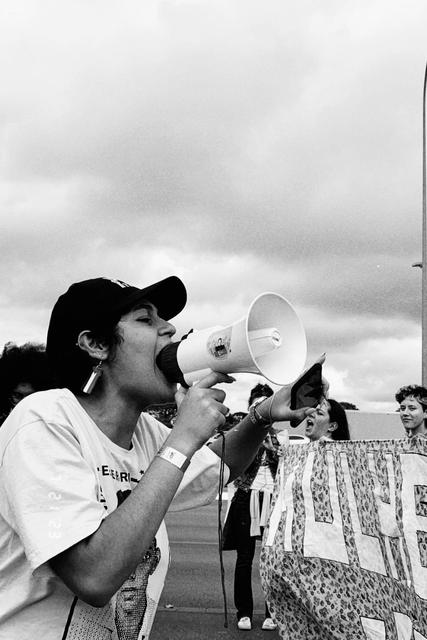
[183,368,214,386]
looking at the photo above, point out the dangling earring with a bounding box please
[82,360,103,394]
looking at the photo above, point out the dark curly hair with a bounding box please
[0,342,55,420]
[248,382,274,408]
[395,384,427,406]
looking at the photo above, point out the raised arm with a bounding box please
[208,384,310,480]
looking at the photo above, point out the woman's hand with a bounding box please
[256,389,314,425]
[257,354,329,425]
[170,371,235,454]
[255,376,326,427]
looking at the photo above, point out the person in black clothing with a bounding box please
[223,383,279,631]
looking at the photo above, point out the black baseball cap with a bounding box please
[46,276,187,360]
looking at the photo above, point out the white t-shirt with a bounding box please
[0,388,227,640]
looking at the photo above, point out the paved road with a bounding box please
[150,501,280,639]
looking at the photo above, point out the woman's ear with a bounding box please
[76,330,109,361]
[328,421,338,435]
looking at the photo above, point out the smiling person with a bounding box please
[0,276,309,640]
[303,398,350,442]
[395,384,427,437]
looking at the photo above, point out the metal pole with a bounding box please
[422,62,427,384]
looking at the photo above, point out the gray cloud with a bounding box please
[1,0,427,410]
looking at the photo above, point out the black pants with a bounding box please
[234,535,271,621]
[224,489,271,621]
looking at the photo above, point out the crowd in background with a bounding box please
[0,339,426,633]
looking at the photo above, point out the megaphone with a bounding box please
[156,292,307,386]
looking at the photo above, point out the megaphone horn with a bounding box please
[156,292,307,386]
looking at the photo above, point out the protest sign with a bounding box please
[260,436,427,639]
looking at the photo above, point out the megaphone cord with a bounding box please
[217,431,229,628]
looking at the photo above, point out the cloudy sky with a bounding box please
[1,0,427,412]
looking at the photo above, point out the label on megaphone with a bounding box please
[207,328,232,360]
[203,326,282,362]
[156,292,307,386]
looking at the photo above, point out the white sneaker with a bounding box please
[262,617,277,630]
[237,617,252,630]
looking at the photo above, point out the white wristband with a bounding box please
[156,445,191,472]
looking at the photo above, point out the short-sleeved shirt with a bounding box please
[0,388,227,639]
